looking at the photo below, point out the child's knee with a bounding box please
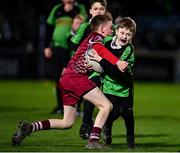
[105,102,113,112]
[109,102,113,111]
[63,121,74,129]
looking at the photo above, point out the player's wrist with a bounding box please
[96,56,102,62]
[116,60,121,65]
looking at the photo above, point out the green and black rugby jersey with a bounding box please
[47,3,87,49]
[100,36,135,97]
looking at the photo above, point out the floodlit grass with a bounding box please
[0,80,180,152]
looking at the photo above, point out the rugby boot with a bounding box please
[86,141,110,150]
[12,121,32,146]
[127,136,136,149]
[79,123,93,139]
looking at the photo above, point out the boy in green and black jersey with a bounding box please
[90,17,136,148]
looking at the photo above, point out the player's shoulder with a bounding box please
[90,34,104,46]
[75,22,90,36]
[49,4,62,15]
[103,36,113,44]
[80,22,90,30]
[125,43,135,51]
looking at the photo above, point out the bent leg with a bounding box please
[12,105,76,146]
[83,87,113,129]
[83,87,113,148]
[49,105,77,129]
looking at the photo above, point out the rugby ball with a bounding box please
[85,48,104,73]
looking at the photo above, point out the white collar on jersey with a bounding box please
[110,36,122,49]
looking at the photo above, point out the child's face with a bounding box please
[89,2,106,17]
[115,27,133,46]
[101,21,113,37]
[72,18,84,31]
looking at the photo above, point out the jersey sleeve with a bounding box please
[100,58,133,85]
[92,43,119,65]
[71,22,89,45]
[121,45,135,67]
[47,4,61,25]
[99,44,135,84]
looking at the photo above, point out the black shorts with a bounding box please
[105,93,134,122]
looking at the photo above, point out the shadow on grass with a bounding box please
[113,133,168,138]
[111,142,180,149]
[136,115,180,120]
[136,142,180,148]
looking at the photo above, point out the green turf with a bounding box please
[0,80,180,152]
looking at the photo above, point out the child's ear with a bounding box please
[115,29,118,35]
[100,26,104,33]
[89,9,92,15]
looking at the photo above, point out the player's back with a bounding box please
[65,32,103,74]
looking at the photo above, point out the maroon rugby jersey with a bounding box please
[64,32,119,74]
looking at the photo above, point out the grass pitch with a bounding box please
[0,80,180,152]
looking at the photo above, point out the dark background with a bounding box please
[0,0,180,82]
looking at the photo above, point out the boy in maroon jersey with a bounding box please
[12,15,128,149]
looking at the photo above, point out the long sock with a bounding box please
[31,120,51,132]
[89,127,102,142]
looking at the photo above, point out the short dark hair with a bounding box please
[90,14,112,32]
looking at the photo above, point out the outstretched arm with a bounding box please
[89,49,132,84]
[91,44,128,72]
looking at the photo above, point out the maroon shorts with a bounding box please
[59,73,96,106]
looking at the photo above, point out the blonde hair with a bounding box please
[73,15,85,22]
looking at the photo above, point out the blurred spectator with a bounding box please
[44,0,87,114]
